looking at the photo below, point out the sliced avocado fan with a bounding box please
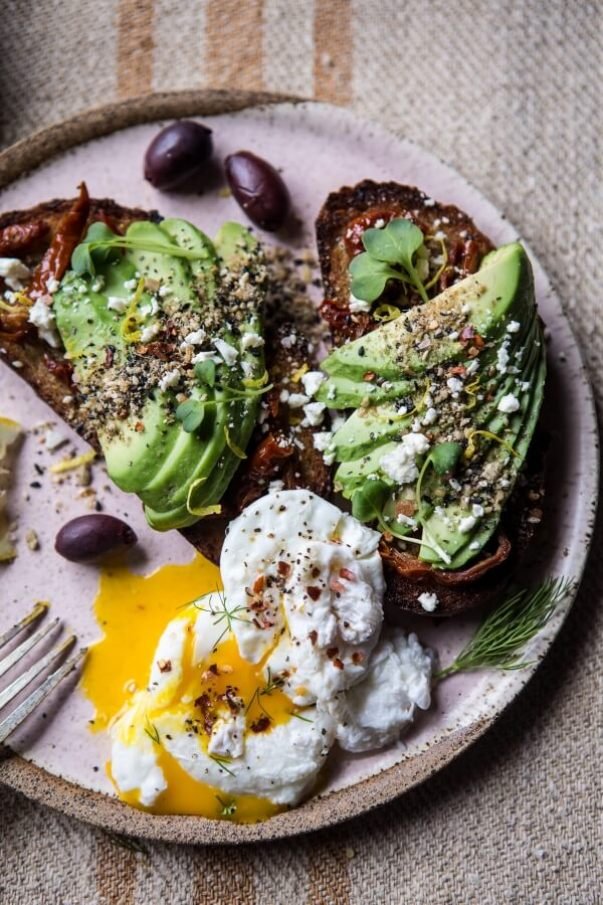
[317,243,546,570]
[53,218,268,531]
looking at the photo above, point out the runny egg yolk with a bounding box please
[82,555,291,822]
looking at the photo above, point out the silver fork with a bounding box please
[0,602,86,744]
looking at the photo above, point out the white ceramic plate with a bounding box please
[0,95,598,844]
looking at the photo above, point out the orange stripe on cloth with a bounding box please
[204,0,265,90]
[94,834,137,905]
[117,0,155,98]
[313,0,353,104]
[306,835,351,905]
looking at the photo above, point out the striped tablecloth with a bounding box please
[1,1,601,903]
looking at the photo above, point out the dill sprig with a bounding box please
[209,754,236,776]
[143,717,160,745]
[436,577,575,679]
[194,587,248,650]
[216,795,237,818]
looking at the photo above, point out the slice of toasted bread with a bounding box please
[0,194,330,563]
[315,180,545,616]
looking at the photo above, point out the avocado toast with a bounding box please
[314,181,546,616]
[0,187,330,562]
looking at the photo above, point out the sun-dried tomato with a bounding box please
[30,183,90,299]
[43,353,73,385]
[0,221,48,257]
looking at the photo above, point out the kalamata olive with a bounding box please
[55,515,137,563]
[224,151,290,231]
[144,121,213,191]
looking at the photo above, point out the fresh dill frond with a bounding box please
[290,710,313,723]
[435,577,575,679]
[216,795,237,818]
[210,754,236,777]
[143,718,161,745]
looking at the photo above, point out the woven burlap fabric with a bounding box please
[1,1,601,902]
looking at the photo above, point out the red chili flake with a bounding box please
[104,346,115,368]
[157,659,172,673]
[339,568,356,581]
[326,646,339,659]
[333,658,345,670]
[277,561,291,577]
[363,371,376,382]
[134,421,144,433]
[43,354,73,385]
[449,365,467,377]
[308,630,318,645]
[194,693,211,713]
[311,566,321,578]
[329,578,345,594]
[250,715,271,733]
[307,586,321,601]
[352,652,365,665]
[208,663,219,676]
[252,574,265,594]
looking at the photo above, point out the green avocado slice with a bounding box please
[54,216,267,532]
[323,242,545,570]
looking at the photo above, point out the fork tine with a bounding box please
[0,617,60,680]
[0,647,86,744]
[0,602,48,651]
[0,634,76,711]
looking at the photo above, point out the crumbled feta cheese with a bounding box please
[140,323,160,343]
[159,369,181,392]
[374,217,386,227]
[192,350,221,365]
[268,479,285,493]
[302,402,326,427]
[46,277,60,294]
[496,343,510,374]
[469,541,480,551]
[184,329,206,346]
[28,298,61,348]
[281,333,297,349]
[241,332,265,351]
[301,371,326,397]
[279,389,290,403]
[349,295,372,313]
[449,478,462,492]
[466,359,480,375]
[506,320,521,333]
[459,515,477,533]
[422,407,438,426]
[107,296,128,313]
[0,258,31,291]
[91,276,105,292]
[446,377,464,397]
[124,278,138,291]
[397,405,409,416]
[417,592,438,612]
[44,428,67,452]
[158,284,171,298]
[448,330,459,340]
[396,513,417,528]
[287,393,310,409]
[472,503,485,517]
[312,431,333,452]
[461,303,471,314]
[423,198,436,208]
[380,433,431,485]
[498,393,521,414]
[214,338,238,366]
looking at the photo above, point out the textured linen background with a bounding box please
[0,1,601,903]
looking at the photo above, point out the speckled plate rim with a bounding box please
[0,90,598,845]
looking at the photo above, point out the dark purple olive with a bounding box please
[144,121,213,191]
[224,151,290,231]
[55,515,137,563]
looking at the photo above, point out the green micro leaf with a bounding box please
[194,359,217,388]
[349,254,404,303]
[429,441,463,476]
[351,478,392,524]
[176,399,205,433]
[349,218,429,304]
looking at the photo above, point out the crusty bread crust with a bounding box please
[315,180,544,616]
[0,197,330,561]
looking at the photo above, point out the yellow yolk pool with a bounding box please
[81,554,221,732]
[82,556,287,822]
